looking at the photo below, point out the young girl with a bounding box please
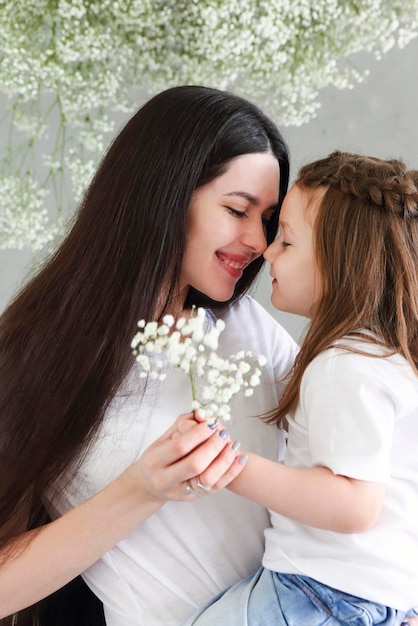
[184,151,418,625]
[0,85,298,626]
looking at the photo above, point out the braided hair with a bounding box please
[270,151,418,425]
[303,152,418,219]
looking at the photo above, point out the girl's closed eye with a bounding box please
[280,240,290,248]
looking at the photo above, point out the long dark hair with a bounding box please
[0,86,289,624]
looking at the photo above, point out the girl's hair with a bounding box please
[272,150,418,424]
[0,86,289,624]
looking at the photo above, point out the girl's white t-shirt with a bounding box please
[48,296,298,625]
[263,337,418,611]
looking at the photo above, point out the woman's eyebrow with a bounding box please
[223,191,279,213]
[223,190,259,205]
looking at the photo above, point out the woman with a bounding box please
[0,86,297,625]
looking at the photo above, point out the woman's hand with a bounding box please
[0,411,245,617]
[127,411,246,503]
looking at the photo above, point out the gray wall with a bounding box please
[1,38,418,342]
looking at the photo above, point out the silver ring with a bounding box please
[185,480,201,497]
[196,477,211,492]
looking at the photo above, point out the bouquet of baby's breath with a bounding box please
[131,307,266,421]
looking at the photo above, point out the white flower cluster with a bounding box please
[131,308,267,421]
[1,1,418,250]
[0,172,59,250]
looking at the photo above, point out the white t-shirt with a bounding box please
[263,336,418,611]
[49,296,298,626]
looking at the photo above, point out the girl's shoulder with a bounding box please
[307,333,418,395]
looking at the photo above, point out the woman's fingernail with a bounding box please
[238,454,248,465]
[219,429,229,440]
[207,419,218,430]
[231,441,241,452]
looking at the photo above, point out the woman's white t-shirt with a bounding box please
[49,296,298,625]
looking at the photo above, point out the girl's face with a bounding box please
[181,153,280,303]
[264,183,322,319]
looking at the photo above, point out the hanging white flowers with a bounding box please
[1,1,418,251]
[131,308,267,421]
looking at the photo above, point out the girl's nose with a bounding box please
[263,239,277,262]
[242,221,267,255]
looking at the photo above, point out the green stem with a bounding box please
[188,304,198,403]
[188,366,197,402]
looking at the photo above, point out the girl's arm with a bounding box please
[0,414,243,618]
[228,452,385,533]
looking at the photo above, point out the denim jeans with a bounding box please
[182,567,417,626]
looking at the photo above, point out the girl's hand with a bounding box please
[127,411,246,504]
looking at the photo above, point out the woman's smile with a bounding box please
[216,252,250,278]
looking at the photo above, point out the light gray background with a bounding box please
[1,37,418,342]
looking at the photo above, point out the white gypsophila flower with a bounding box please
[0,173,58,250]
[1,1,418,251]
[131,307,266,421]
[64,153,97,203]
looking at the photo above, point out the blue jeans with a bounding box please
[182,567,417,625]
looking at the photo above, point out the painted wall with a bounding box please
[1,37,418,342]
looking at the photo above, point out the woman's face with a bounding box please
[264,183,322,318]
[181,152,280,303]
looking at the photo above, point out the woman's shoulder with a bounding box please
[217,294,284,327]
[213,295,298,361]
